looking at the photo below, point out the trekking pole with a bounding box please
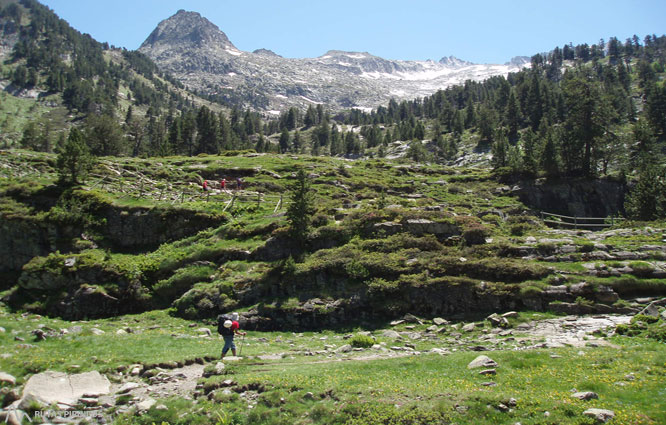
[239,333,246,356]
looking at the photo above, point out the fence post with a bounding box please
[207,192,210,202]
[181,191,185,203]
[574,216,578,229]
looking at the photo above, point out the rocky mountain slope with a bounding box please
[139,10,528,112]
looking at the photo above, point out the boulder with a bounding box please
[335,344,352,353]
[0,372,16,386]
[467,355,498,369]
[137,397,156,411]
[197,327,212,336]
[382,330,401,339]
[572,391,599,401]
[433,317,448,326]
[21,370,111,406]
[583,408,615,423]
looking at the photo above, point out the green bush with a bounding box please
[631,314,660,324]
[349,334,375,348]
[509,222,531,236]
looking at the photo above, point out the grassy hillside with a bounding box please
[1,150,664,328]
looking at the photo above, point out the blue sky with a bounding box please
[40,0,665,64]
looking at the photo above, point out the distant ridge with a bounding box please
[139,10,524,111]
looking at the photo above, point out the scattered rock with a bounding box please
[433,317,448,326]
[197,327,212,336]
[402,313,422,324]
[0,372,16,386]
[116,382,141,394]
[583,408,615,423]
[572,391,598,401]
[335,344,352,353]
[382,330,401,339]
[462,323,476,332]
[91,328,105,335]
[137,397,156,411]
[303,392,315,401]
[467,355,498,369]
[479,369,496,376]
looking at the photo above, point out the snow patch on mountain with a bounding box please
[139,10,527,111]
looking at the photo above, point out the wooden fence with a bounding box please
[540,211,623,230]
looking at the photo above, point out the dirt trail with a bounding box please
[114,314,632,403]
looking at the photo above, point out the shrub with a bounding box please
[631,314,659,324]
[509,222,531,236]
[462,224,489,245]
[349,334,375,348]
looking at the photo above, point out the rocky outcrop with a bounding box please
[20,370,111,407]
[99,205,224,250]
[0,203,225,276]
[0,218,54,276]
[513,178,626,217]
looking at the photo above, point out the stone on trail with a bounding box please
[116,382,141,394]
[222,356,242,362]
[467,355,498,369]
[583,408,615,423]
[21,370,111,406]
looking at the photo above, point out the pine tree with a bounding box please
[541,128,561,177]
[504,90,522,141]
[279,128,291,153]
[286,168,315,240]
[625,163,665,220]
[57,127,93,184]
[491,129,509,169]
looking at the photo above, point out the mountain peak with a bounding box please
[438,56,474,67]
[140,10,236,50]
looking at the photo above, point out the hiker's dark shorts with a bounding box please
[222,335,236,354]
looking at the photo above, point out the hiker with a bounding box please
[220,178,227,191]
[236,177,242,191]
[202,180,208,192]
[219,312,246,359]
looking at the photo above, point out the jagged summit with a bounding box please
[506,56,531,67]
[438,55,474,67]
[140,10,236,50]
[253,48,282,57]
